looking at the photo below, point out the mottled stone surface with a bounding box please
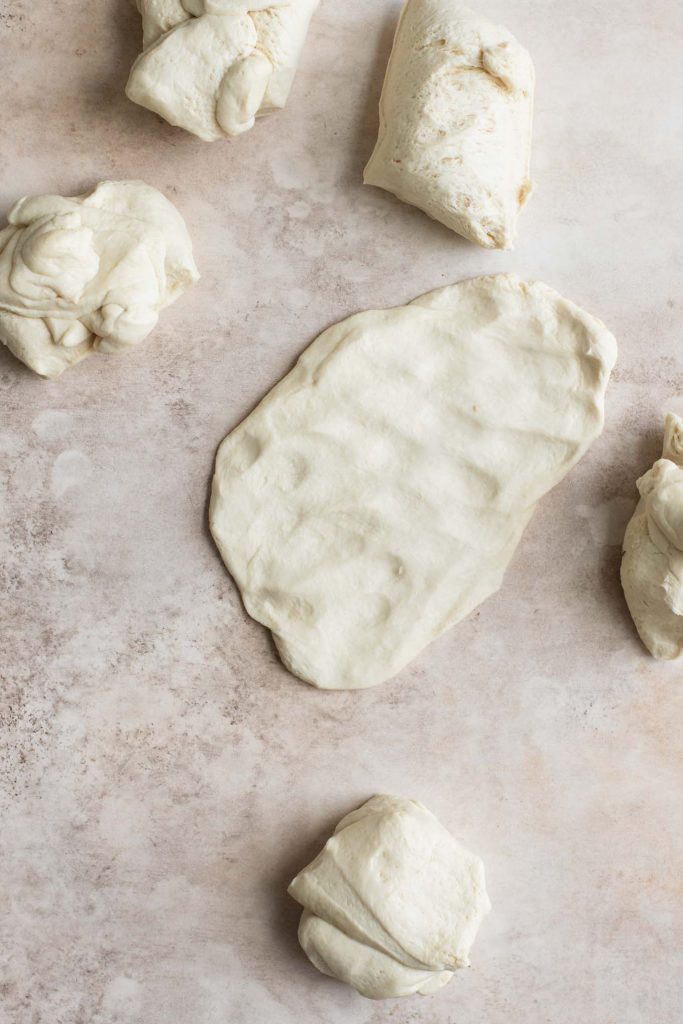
[0,2,682,1022]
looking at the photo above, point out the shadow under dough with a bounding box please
[264,804,364,964]
[346,6,399,187]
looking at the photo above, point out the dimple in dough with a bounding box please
[364,0,534,249]
[0,180,198,378]
[209,273,617,691]
[127,1,319,141]
[288,795,491,1000]
[621,413,683,659]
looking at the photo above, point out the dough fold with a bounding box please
[621,413,683,659]
[364,0,534,249]
[288,795,491,999]
[0,180,198,378]
[127,1,319,140]
[209,274,617,690]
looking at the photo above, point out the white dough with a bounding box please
[127,1,319,140]
[621,413,683,659]
[209,274,617,690]
[0,181,198,378]
[364,0,534,249]
[288,795,491,999]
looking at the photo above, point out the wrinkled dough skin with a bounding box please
[364,0,535,249]
[621,413,683,659]
[0,180,198,378]
[209,273,617,690]
[288,796,491,1000]
[127,0,319,140]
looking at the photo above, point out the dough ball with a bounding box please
[0,180,198,378]
[288,795,491,999]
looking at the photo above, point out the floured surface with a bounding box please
[364,0,534,248]
[1,2,682,1023]
[210,274,616,689]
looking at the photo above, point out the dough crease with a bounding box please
[288,795,491,999]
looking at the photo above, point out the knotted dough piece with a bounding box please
[364,0,534,249]
[288,795,491,1000]
[621,413,683,659]
[209,274,617,690]
[127,1,319,140]
[0,181,198,378]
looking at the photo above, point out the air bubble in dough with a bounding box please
[364,0,535,249]
[288,795,491,999]
[127,1,319,141]
[0,180,198,378]
[209,274,617,690]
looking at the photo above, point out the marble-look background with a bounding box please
[1,1,682,1021]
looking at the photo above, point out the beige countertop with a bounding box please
[1,1,682,1022]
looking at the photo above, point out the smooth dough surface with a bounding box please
[0,180,198,378]
[209,274,617,690]
[621,413,683,659]
[288,795,491,1000]
[364,0,534,249]
[127,0,319,140]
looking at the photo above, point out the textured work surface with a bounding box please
[211,275,616,689]
[1,1,682,1022]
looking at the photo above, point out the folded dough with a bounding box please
[127,1,319,140]
[364,0,534,249]
[621,413,683,659]
[288,795,491,999]
[0,180,198,378]
[209,274,617,690]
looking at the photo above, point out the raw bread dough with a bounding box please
[209,274,617,690]
[0,181,198,379]
[364,0,534,249]
[288,795,491,999]
[127,0,319,140]
[621,413,683,659]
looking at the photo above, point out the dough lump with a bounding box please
[621,413,683,659]
[127,1,319,140]
[209,274,617,690]
[288,795,491,1000]
[364,0,534,249]
[0,180,198,378]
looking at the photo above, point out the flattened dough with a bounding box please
[621,413,683,659]
[209,274,617,690]
[0,180,198,378]
[288,795,491,999]
[127,1,319,140]
[364,0,534,249]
